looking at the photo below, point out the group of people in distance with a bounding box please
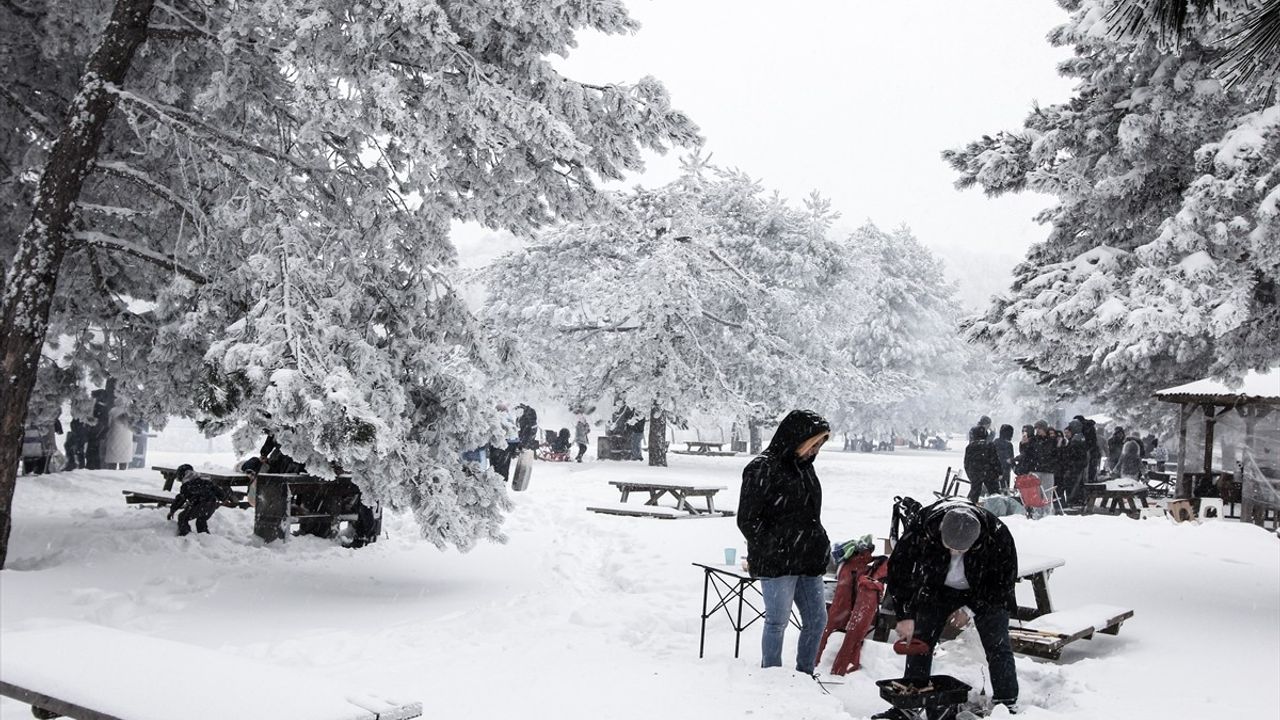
[963,414,1164,517]
[738,409,1022,717]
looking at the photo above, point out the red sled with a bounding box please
[816,550,889,675]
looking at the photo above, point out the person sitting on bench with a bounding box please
[166,464,236,536]
[875,500,1020,718]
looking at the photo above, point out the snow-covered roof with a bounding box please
[1155,368,1280,403]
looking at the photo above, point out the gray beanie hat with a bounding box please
[940,508,981,552]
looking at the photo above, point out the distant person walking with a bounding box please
[737,409,832,676]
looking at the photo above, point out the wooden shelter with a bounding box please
[1154,369,1280,527]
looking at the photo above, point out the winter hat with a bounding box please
[968,425,988,442]
[978,415,992,428]
[1033,419,1049,431]
[175,463,195,481]
[1067,419,1083,434]
[940,508,981,552]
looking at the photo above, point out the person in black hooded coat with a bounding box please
[737,409,831,676]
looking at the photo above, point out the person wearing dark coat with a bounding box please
[993,424,1016,492]
[736,409,832,676]
[882,499,1019,716]
[1106,427,1126,473]
[1060,420,1091,506]
[63,418,89,471]
[963,426,1003,502]
[167,464,236,536]
[1074,416,1100,486]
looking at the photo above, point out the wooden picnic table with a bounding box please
[870,553,1065,642]
[671,440,737,457]
[252,472,365,541]
[1082,480,1149,518]
[588,480,734,518]
[152,465,250,492]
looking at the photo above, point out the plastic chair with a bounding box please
[1014,474,1051,517]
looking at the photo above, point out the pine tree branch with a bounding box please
[0,0,43,20]
[73,230,207,283]
[92,160,202,221]
[0,84,56,139]
[111,88,329,180]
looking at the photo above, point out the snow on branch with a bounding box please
[0,83,56,139]
[110,87,326,178]
[74,230,207,283]
[93,161,202,221]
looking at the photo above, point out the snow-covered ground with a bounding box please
[2,448,1277,719]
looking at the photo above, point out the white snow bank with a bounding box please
[2,449,1277,720]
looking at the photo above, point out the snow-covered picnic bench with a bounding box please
[1008,604,1135,660]
[587,480,735,518]
[0,625,422,720]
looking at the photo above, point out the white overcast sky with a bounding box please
[454,0,1079,309]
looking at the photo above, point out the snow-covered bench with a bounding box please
[1008,603,1135,660]
[0,625,422,720]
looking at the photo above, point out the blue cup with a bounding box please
[723,547,736,565]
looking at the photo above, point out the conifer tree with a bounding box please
[0,0,698,566]
[945,0,1277,415]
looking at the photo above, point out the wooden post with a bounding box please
[1176,402,1193,499]
[1203,404,1217,483]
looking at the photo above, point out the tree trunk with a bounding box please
[647,409,667,467]
[748,419,762,455]
[0,0,154,569]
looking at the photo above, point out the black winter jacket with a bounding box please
[1021,435,1059,474]
[170,477,233,513]
[887,499,1018,621]
[964,439,1002,488]
[737,410,831,578]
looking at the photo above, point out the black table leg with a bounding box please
[735,579,745,659]
[700,569,710,658]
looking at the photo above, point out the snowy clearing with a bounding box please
[2,448,1277,719]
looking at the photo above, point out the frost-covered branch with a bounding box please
[0,84,55,139]
[92,161,202,221]
[73,230,207,283]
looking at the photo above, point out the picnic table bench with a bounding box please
[252,473,377,542]
[871,554,1066,642]
[0,624,421,720]
[152,465,250,492]
[587,480,734,518]
[127,467,251,510]
[1082,480,1149,518]
[671,441,737,457]
[1009,604,1135,660]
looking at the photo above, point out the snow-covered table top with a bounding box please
[0,625,420,720]
[1024,603,1134,634]
[608,480,728,491]
[1017,553,1065,577]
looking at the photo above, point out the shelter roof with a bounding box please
[1154,368,1280,405]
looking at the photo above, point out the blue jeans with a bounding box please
[629,430,644,460]
[903,587,1019,705]
[760,575,827,674]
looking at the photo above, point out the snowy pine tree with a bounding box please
[946,0,1278,415]
[0,0,699,566]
